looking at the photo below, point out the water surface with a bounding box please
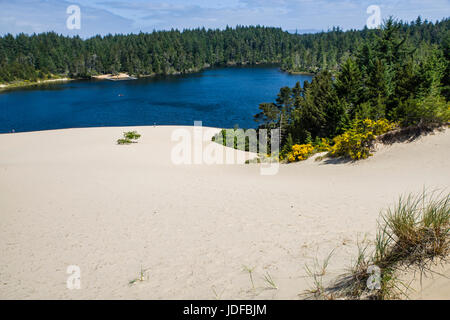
[0,65,312,133]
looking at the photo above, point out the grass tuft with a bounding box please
[242,265,255,290]
[129,265,149,285]
[262,272,278,290]
[301,250,335,299]
[303,190,449,300]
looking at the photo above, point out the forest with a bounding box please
[253,17,450,161]
[0,17,448,83]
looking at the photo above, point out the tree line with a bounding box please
[0,18,448,83]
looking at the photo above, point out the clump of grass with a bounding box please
[211,286,225,300]
[242,265,255,290]
[262,272,278,290]
[129,265,149,285]
[334,238,406,300]
[326,190,449,300]
[117,131,141,145]
[301,250,335,299]
[380,191,450,265]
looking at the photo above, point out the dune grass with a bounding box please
[262,272,278,290]
[304,190,449,300]
[242,265,256,290]
[301,250,335,299]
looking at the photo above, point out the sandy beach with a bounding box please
[92,73,136,81]
[0,126,449,299]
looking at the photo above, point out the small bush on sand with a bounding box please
[124,131,141,140]
[117,138,132,145]
[117,131,141,145]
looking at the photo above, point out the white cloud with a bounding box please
[1,0,449,36]
[0,0,136,37]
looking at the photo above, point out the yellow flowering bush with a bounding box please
[329,119,396,160]
[280,119,396,162]
[362,118,396,135]
[286,143,315,162]
[314,137,332,152]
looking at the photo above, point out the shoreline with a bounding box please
[92,73,137,81]
[284,70,315,76]
[0,77,74,91]
[0,63,309,91]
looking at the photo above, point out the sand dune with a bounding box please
[0,126,448,299]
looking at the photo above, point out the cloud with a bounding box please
[84,0,450,32]
[0,0,136,37]
[1,0,449,37]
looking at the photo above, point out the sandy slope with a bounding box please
[0,126,448,299]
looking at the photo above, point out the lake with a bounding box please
[0,65,312,133]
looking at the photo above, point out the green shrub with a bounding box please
[391,95,450,127]
[117,138,132,145]
[212,128,258,152]
[123,131,141,140]
[117,131,141,145]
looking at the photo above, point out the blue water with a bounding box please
[0,65,312,133]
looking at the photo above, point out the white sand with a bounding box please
[92,73,133,80]
[0,126,449,299]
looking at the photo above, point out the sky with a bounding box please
[0,0,449,37]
